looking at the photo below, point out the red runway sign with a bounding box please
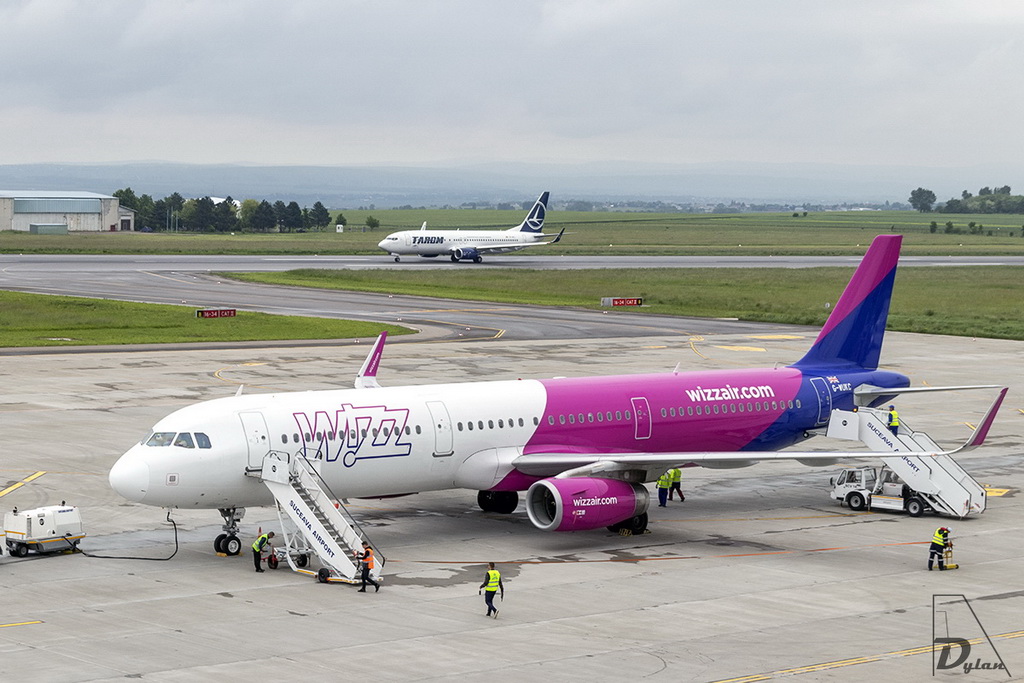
[196,308,237,319]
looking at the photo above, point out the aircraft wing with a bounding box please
[470,227,566,253]
[514,386,1007,479]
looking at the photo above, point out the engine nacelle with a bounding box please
[525,477,649,532]
[453,247,480,261]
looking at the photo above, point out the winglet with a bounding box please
[961,386,1008,451]
[551,227,565,244]
[354,332,388,389]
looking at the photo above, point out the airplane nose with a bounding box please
[109,453,150,502]
[377,239,388,250]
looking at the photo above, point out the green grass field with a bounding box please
[229,266,1024,341]
[3,209,1024,255]
[1,209,1022,346]
[0,291,410,347]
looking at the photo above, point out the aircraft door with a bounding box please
[809,377,833,426]
[239,411,271,469]
[630,397,652,440]
[426,400,454,456]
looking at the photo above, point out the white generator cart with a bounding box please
[3,505,86,557]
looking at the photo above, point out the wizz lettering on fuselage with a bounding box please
[291,403,412,467]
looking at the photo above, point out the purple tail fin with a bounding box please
[792,235,902,371]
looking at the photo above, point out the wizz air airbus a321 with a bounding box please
[109,235,1005,549]
[376,191,564,262]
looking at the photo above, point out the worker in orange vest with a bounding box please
[355,541,380,592]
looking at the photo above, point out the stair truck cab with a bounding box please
[830,465,930,516]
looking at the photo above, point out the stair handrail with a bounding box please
[292,450,386,571]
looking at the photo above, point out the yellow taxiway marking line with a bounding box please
[709,629,1024,682]
[687,335,708,359]
[0,621,43,629]
[984,486,1011,496]
[715,345,767,352]
[749,335,805,340]
[0,471,46,498]
[965,422,977,430]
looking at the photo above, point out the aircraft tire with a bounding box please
[473,256,483,263]
[394,256,400,262]
[492,491,518,514]
[626,513,649,534]
[222,535,242,556]
[847,492,867,512]
[213,533,227,554]
[451,254,459,262]
[906,497,924,517]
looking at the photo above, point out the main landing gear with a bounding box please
[214,507,246,556]
[607,513,649,535]
[477,490,518,514]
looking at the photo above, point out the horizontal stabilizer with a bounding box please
[854,383,1001,405]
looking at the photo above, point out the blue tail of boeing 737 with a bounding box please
[510,192,549,233]
[792,235,902,372]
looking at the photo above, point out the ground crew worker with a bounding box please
[356,541,380,592]
[668,467,685,502]
[252,531,274,572]
[928,526,952,571]
[656,471,671,507]
[887,405,899,436]
[479,562,504,618]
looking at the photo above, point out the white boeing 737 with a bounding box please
[377,192,564,263]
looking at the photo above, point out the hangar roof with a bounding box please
[0,190,115,200]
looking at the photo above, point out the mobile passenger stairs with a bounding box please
[247,451,384,585]
[825,405,987,518]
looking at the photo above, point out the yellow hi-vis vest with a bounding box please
[252,533,271,552]
[486,569,501,592]
[888,409,900,427]
[657,473,671,489]
[932,528,948,545]
[669,468,682,483]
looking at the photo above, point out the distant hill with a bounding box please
[0,160,1013,208]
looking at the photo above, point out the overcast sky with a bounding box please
[2,1,1023,177]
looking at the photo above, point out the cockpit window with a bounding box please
[146,432,176,447]
[173,433,195,448]
[196,432,212,449]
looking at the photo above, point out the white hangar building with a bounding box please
[0,191,133,232]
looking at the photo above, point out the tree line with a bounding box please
[909,185,1024,214]
[112,188,343,232]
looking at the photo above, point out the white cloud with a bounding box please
[1,0,1024,170]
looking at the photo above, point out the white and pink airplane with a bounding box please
[109,235,1005,551]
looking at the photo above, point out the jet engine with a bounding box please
[452,247,481,261]
[524,477,649,532]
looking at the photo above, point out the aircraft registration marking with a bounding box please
[0,471,46,498]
